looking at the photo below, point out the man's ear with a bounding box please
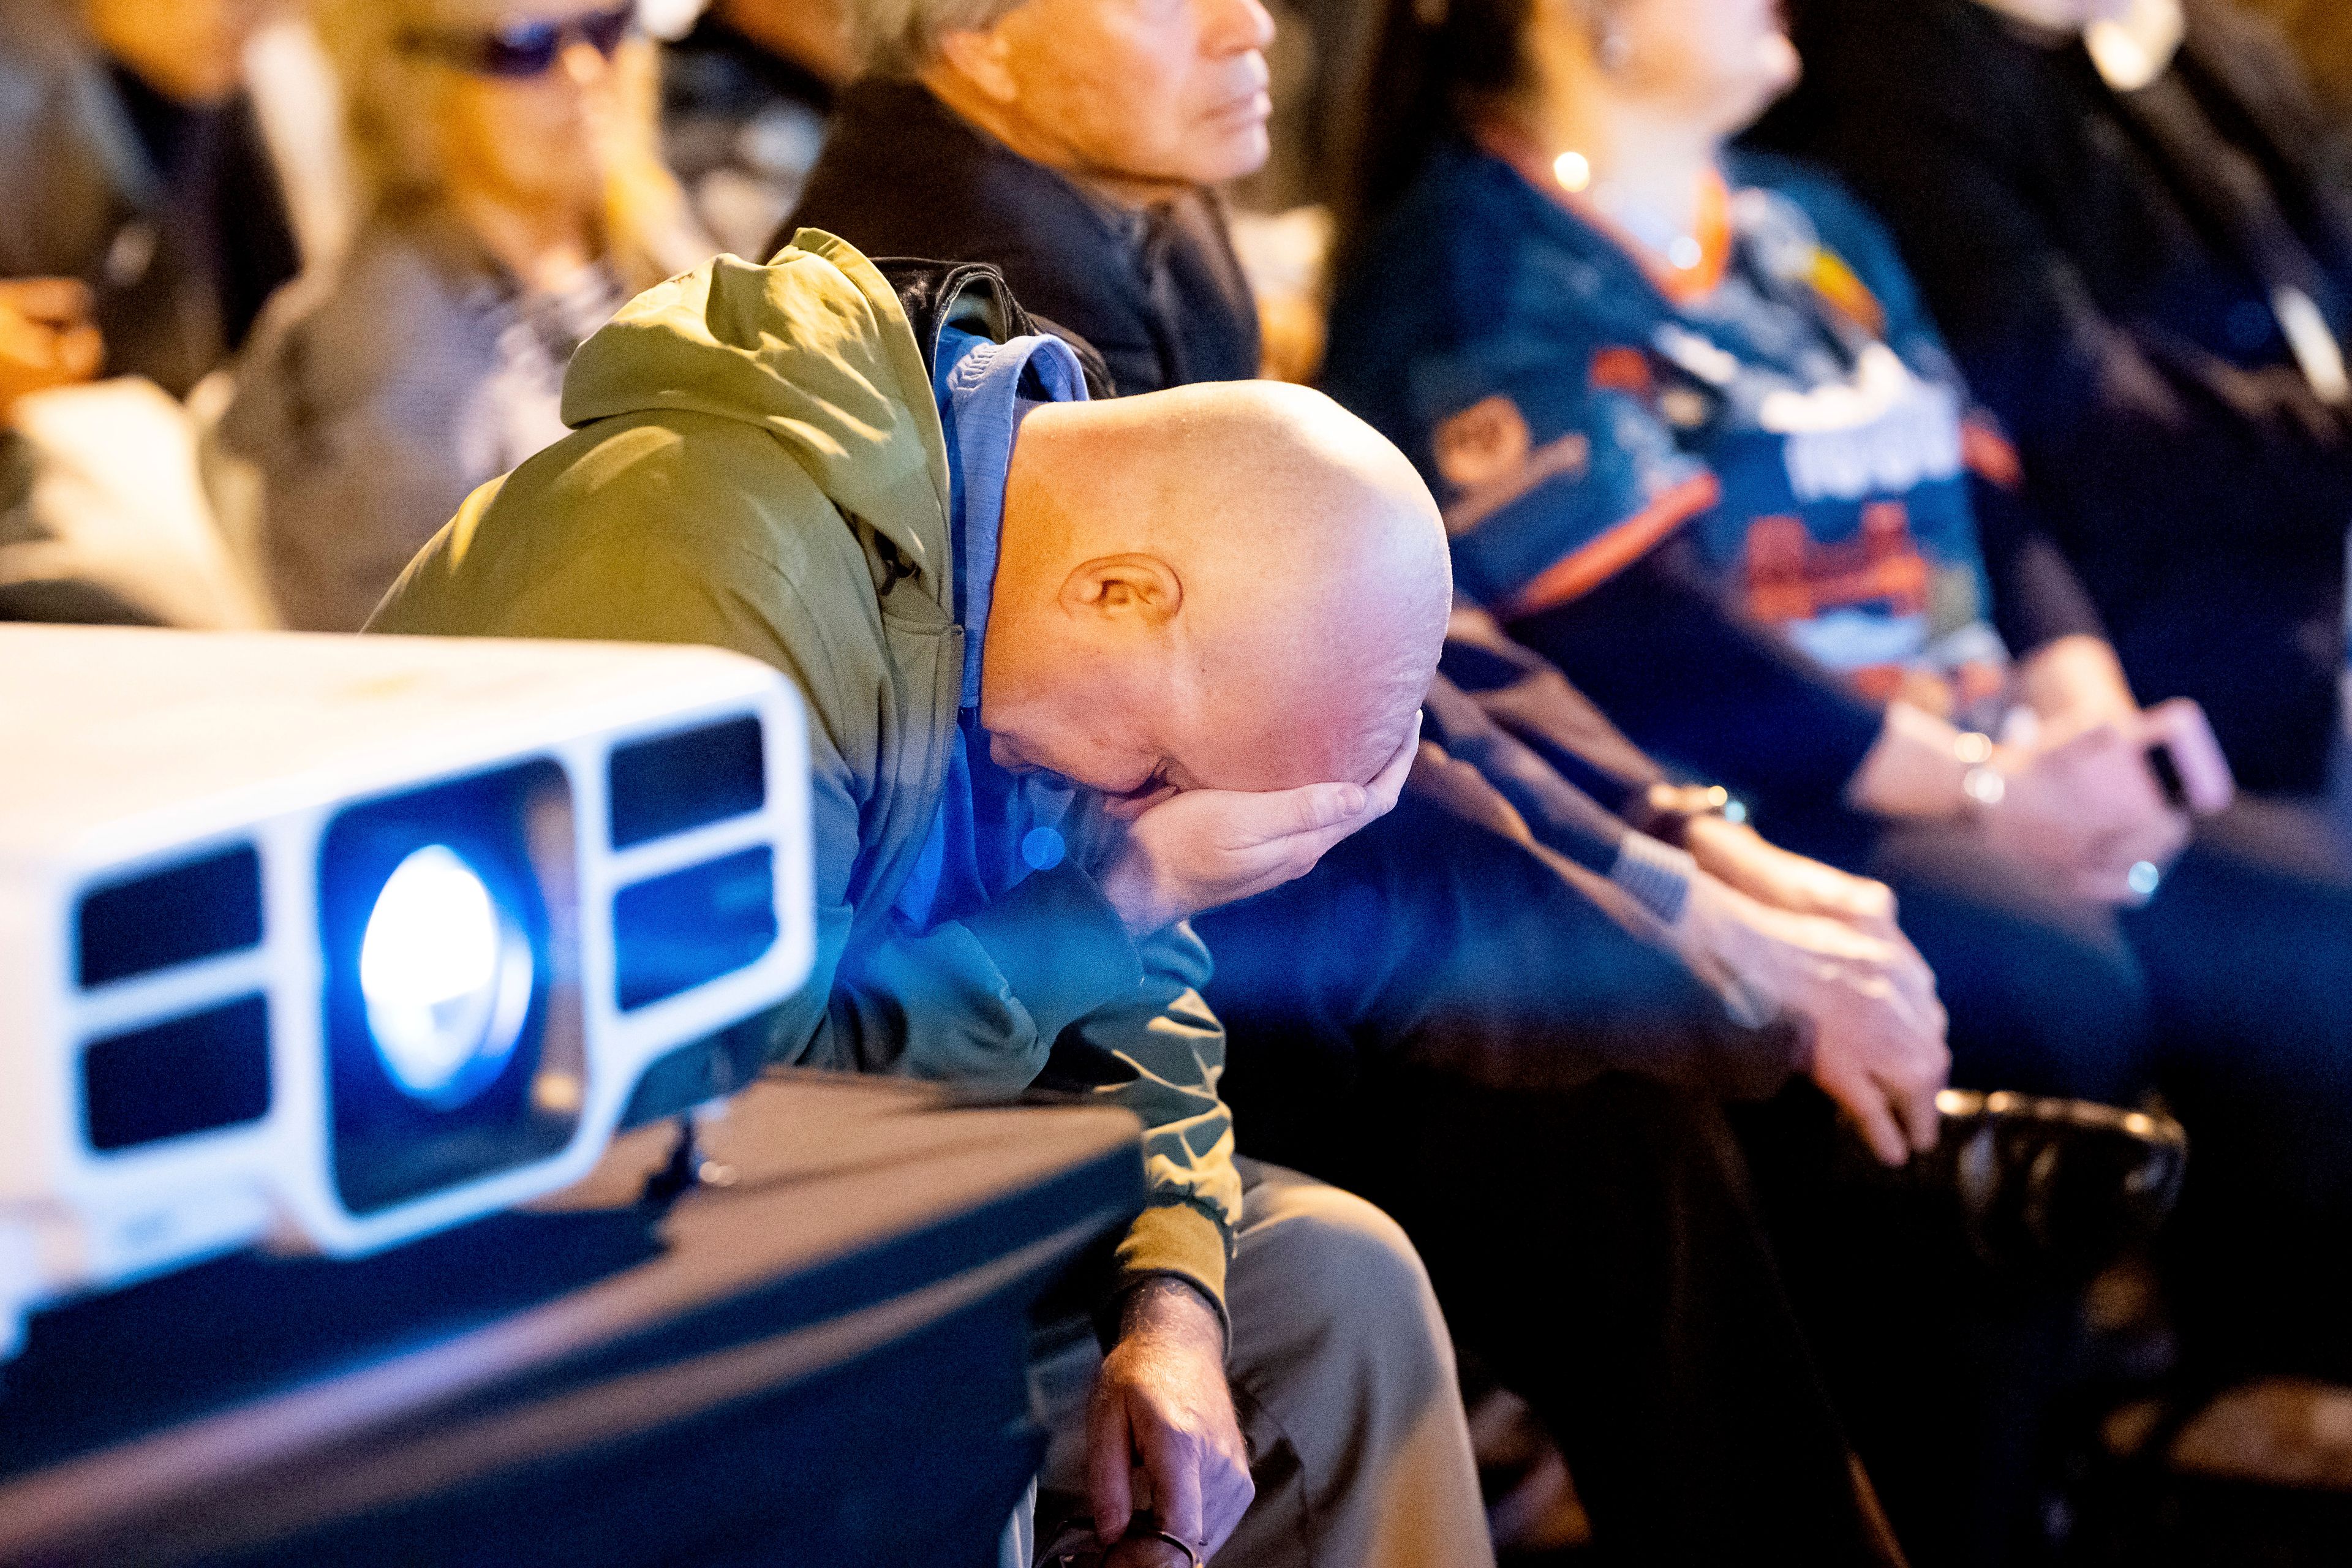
[1061,554,1183,625]
[930,27,1019,103]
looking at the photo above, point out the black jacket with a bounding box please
[1754,0,2352,792]
[782,78,1258,396]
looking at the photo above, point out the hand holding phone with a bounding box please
[2137,699,2234,817]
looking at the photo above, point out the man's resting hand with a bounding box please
[1675,871,1950,1164]
[1088,1278,1254,1566]
[1098,718,1418,936]
[1683,813,1900,934]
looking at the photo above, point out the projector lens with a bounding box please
[359,845,533,1106]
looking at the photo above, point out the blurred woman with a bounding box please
[1326,0,2231,1022]
[219,0,702,632]
[1325,0,2352,1558]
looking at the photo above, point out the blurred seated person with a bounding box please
[790,0,1958,1562]
[0,0,300,401]
[1754,0,2352,798]
[786,0,1263,393]
[0,369,272,627]
[217,0,701,633]
[663,0,853,258]
[1328,0,2352,1541]
[372,229,1490,1568]
[0,277,272,630]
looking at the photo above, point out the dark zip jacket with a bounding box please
[782,78,1258,398]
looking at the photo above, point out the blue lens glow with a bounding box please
[358,845,533,1106]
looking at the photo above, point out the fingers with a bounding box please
[52,322,102,382]
[1087,1383,1137,1547]
[0,277,94,329]
[1827,1060,1913,1166]
[1362,714,1422,816]
[1888,1047,1948,1153]
[1203,1464,1255,1558]
[1136,1415,1205,1559]
[1272,781,1368,840]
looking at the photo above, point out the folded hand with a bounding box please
[1678,873,1950,1164]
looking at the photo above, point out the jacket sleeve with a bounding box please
[1507,539,1888,825]
[1436,604,1669,816]
[1036,922,1241,1321]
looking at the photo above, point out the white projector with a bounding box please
[0,625,814,1357]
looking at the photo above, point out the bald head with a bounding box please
[981,379,1449,804]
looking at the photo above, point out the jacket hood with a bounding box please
[560,228,953,597]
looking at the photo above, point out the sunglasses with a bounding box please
[403,4,635,78]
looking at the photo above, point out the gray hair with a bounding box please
[847,0,1028,76]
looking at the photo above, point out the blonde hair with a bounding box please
[311,0,698,288]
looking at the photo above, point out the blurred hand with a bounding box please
[1683,813,1899,934]
[1675,872,1949,1164]
[1988,721,2190,903]
[1088,1279,1253,1566]
[0,278,102,418]
[2014,633,2140,745]
[1098,718,1418,936]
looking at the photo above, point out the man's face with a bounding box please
[982,613,1402,816]
[984,0,1277,189]
[85,0,279,105]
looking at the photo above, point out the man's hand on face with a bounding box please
[0,279,102,420]
[1087,1278,1254,1567]
[1676,871,1950,1164]
[1683,814,1900,935]
[1096,717,1419,937]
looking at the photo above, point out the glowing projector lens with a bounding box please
[358,845,533,1105]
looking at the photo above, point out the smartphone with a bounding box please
[2145,742,2190,810]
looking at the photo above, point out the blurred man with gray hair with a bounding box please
[788,0,1268,396]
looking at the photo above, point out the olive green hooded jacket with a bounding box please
[370,232,1241,1309]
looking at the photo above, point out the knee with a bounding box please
[1240,1170,1455,1398]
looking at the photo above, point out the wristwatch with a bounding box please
[1955,731,2005,810]
[1629,782,1735,847]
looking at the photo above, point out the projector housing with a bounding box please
[0,627,814,1357]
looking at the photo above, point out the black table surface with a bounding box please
[0,1072,1144,1567]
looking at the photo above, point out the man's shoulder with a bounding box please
[786,80,1142,314]
[376,411,884,681]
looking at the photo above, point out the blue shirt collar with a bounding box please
[931,323,1090,709]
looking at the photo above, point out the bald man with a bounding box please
[369,232,1489,1568]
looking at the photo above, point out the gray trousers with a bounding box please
[1016,1158,1493,1567]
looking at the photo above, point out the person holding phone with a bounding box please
[1326,0,2352,1551]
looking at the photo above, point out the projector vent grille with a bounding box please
[83,995,273,1152]
[607,715,765,849]
[77,845,264,989]
[612,847,778,1011]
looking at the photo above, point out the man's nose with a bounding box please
[1199,0,1277,59]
